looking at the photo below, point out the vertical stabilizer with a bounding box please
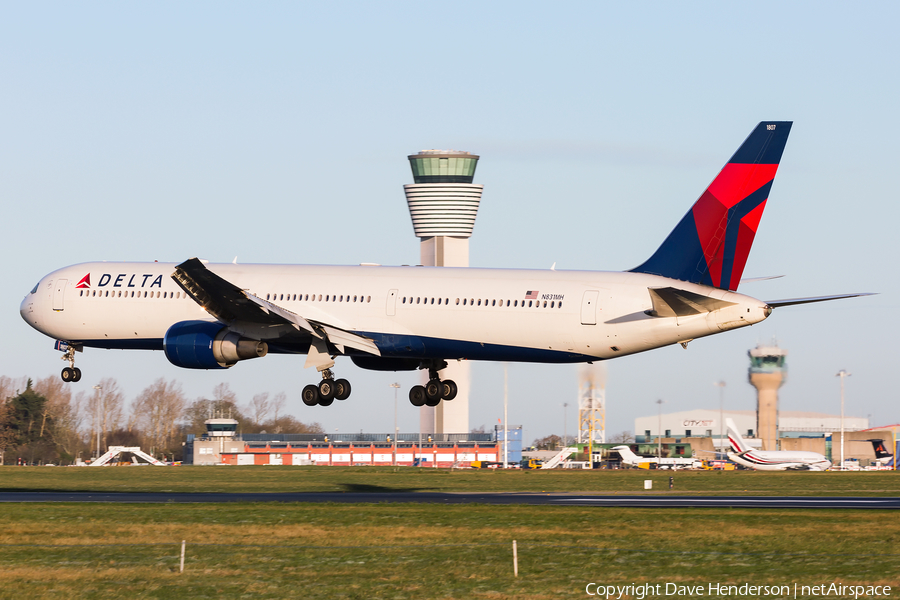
[725,418,751,453]
[630,122,792,290]
[612,445,641,465]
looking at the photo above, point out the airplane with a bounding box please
[857,438,894,469]
[725,418,832,471]
[611,445,703,470]
[20,121,872,409]
[868,439,894,467]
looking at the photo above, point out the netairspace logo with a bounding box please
[584,582,892,599]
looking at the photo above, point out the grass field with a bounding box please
[0,467,897,599]
[1,464,898,496]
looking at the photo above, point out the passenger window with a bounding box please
[477,299,481,306]
[462,299,467,306]
[528,300,532,307]
[492,300,496,306]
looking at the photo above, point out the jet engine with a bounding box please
[163,320,267,369]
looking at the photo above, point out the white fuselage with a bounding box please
[21,261,772,365]
[726,450,832,471]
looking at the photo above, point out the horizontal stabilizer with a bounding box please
[766,293,876,309]
[648,287,737,317]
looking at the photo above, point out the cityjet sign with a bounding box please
[75,273,165,290]
[683,420,714,427]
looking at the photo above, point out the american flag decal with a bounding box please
[524,290,539,299]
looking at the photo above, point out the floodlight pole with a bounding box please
[503,363,509,469]
[837,370,850,469]
[715,381,726,458]
[390,383,400,466]
[93,385,102,459]
[656,399,665,458]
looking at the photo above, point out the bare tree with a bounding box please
[33,376,83,458]
[0,376,27,403]
[609,430,634,444]
[212,383,238,412]
[33,376,72,439]
[84,378,125,454]
[184,383,247,435]
[248,392,270,427]
[132,378,186,456]
[270,392,286,432]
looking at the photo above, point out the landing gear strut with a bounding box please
[59,344,82,383]
[409,361,457,407]
[302,368,352,407]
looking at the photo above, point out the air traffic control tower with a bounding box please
[748,343,788,451]
[404,150,483,435]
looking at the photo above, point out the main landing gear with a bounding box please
[60,344,82,383]
[301,369,351,407]
[409,362,457,408]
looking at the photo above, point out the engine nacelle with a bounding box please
[163,321,267,370]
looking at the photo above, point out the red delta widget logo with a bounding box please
[74,273,165,290]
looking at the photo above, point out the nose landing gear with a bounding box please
[59,343,82,383]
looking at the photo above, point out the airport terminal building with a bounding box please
[185,419,521,467]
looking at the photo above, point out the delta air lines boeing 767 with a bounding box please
[20,122,870,408]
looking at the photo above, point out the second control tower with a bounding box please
[404,150,483,435]
[748,343,788,451]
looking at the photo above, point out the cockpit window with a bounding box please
[30,283,39,294]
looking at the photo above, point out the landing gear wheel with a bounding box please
[61,367,74,383]
[318,379,335,403]
[441,379,458,401]
[334,379,351,401]
[72,368,82,383]
[424,378,443,407]
[302,385,320,406]
[424,379,442,402]
[409,385,426,407]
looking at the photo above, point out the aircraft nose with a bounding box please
[20,288,41,330]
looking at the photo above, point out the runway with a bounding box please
[0,491,897,508]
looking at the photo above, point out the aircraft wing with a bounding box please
[647,287,737,317]
[171,258,380,356]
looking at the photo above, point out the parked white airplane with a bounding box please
[612,445,702,470]
[725,418,832,471]
[20,122,870,408]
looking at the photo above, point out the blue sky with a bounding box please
[2,2,896,442]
